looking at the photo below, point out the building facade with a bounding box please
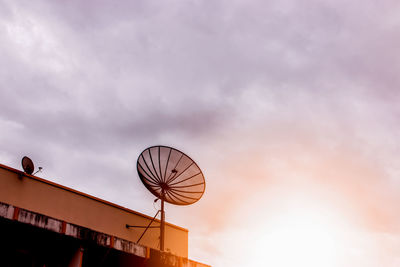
[0,163,209,267]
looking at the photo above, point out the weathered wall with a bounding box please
[0,164,188,257]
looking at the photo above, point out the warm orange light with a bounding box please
[246,202,350,267]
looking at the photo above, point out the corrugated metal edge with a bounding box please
[0,201,147,258]
[0,201,210,266]
[149,249,211,267]
[0,202,14,219]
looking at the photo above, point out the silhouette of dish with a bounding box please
[137,146,205,205]
[21,156,34,175]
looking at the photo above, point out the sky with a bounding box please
[1,0,400,266]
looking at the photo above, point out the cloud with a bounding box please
[2,0,400,266]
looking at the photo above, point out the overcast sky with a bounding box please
[2,1,400,266]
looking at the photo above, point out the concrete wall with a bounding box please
[0,164,188,257]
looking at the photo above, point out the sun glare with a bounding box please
[247,205,348,267]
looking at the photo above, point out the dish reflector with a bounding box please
[21,156,34,175]
[137,146,205,205]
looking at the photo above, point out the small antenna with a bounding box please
[33,167,43,176]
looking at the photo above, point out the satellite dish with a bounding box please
[21,156,34,175]
[137,145,205,205]
[136,145,205,250]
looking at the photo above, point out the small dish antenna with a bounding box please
[131,145,205,251]
[21,156,34,175]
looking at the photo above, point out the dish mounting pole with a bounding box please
[160,190,165,251]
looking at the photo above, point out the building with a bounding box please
[0,162,210,267]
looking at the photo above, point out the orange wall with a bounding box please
[0,164,188,257]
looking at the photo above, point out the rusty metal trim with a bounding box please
[0,201,148,259]
[12,207,20,220]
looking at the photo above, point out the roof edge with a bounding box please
[0,163,188,232]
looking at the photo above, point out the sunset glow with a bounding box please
[250,207,346,267]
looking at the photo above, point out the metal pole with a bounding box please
[134,210,160,244]
[160,197,165,251]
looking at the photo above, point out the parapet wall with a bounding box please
[0,164,188,257]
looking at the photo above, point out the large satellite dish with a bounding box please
[21,156,34,175]
[137,145,205,205]
[136,145,205,250]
